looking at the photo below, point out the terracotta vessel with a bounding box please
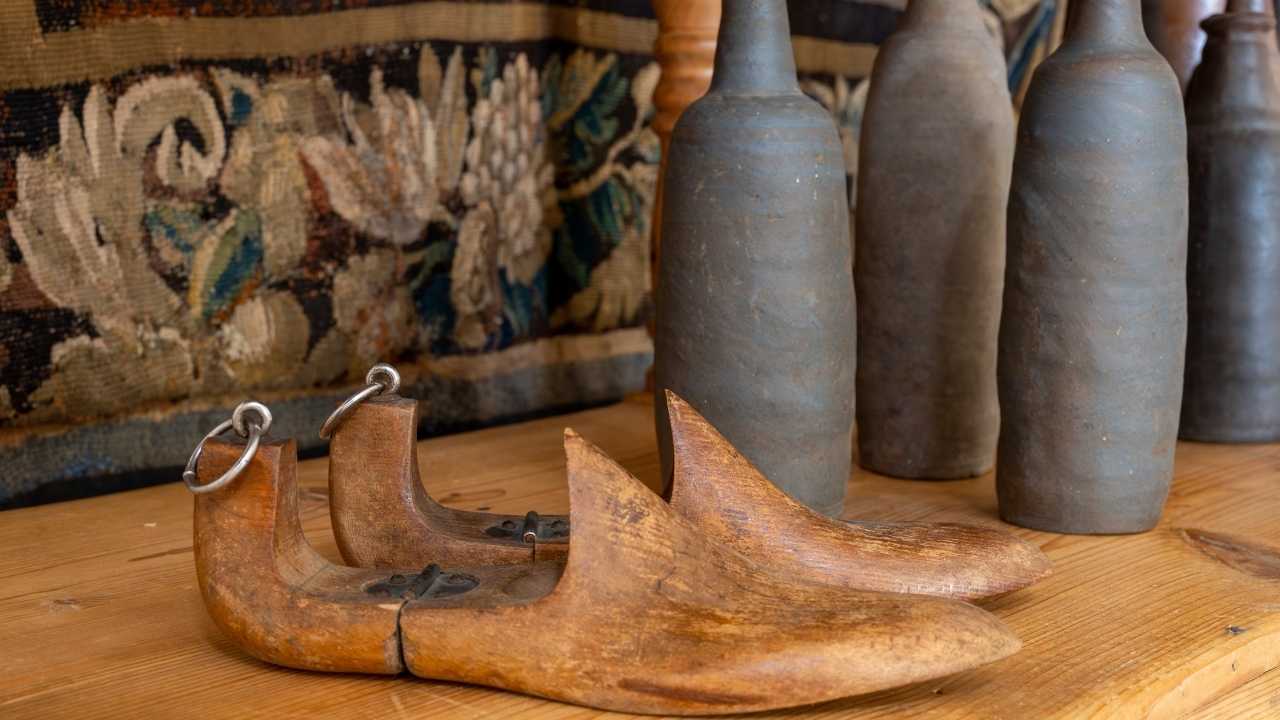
[654,0,856,516]
[327,389,1051,601]
[1142,0,1229,91]
[998,0,1189,534]
[329,394,569,567]
[855,0,1014,480]
[1182,4,1280,442]
[194,433,1021,715]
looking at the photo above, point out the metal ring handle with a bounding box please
[183,402,269,494]
[319,363,401,440]
[231,400,274,439]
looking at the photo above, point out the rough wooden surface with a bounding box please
[329,395,568,568]
[666,393,1050,601]
[400,430,1017,715]
[3,395,1280,718]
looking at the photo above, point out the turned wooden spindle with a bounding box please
[649,0,721,388]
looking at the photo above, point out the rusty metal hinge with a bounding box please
[365,564,478,600]
[485,511,569,543]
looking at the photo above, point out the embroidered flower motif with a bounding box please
[419,45,470,194]
[460,53,555,285]
[302,68,439,246]
[215,71,341,280]
[7,84,187,325]
[449,204,503,350]
[215,290,345,390]
[332,249,416,374]
[5,80,228,420]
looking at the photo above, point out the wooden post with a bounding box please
[648,0,721,388]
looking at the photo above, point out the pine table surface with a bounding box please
[2,395,1279,719]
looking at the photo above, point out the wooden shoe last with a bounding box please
[194,431,1021,715]
[327,388,1048,601]
[665,392,1052,601]
[329,395,568,567]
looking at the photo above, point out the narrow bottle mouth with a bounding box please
[1202,12,1278,36]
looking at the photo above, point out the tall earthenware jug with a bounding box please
[855,0,1014,480]
[655,0,855,516]
[1182,4,1280,442]
[998,0,1189,534]
[1142,0,1228,91]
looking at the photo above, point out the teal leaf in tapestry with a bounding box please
[189,210,264,322]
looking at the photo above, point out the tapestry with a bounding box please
[0,0,1061,507]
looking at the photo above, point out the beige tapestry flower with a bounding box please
[6,78,230,421]
[28,321,194,421]
[460,53,556,285]
[7,85,186,324]
[302,68,439,246]
[116,76,227,195]
[214,290,346,390]
[449,204,503,350]
[331,249,416,374]
[419,45,470,194]
[215,71,342,279]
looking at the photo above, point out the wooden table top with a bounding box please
[3,395,1279,719]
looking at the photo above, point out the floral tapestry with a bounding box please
[0,0,1061,507]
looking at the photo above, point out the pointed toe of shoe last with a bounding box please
[400,430,1020,715]
[664,391,1051,601]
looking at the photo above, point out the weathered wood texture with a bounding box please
[400,431,1016,715]
[666,393,1050,601]
[329,395,568,567]
[2,396,1280,718]
[197,412,1018,715]
[335,390,1047,602]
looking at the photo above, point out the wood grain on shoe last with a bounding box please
[664,392,1052,601]
[195,434,1021,715]
[194,438,407,674]
[328,395,568,568]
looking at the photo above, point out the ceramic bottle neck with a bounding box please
[1065,0,1146,47]
[1194,13,1280,111]
[899,0,985,34]
[710,0,800,94]
[1225,0,1274,15]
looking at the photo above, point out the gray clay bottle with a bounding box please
[855,0,1014,480]
[1182,2,1280,442]
[654,0,855,517]
[998,0,1189,534]
[1142,0,1228,92]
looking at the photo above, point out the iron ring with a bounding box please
[231,400,274,439]
[318,363,402,440]
[182,413,265,495]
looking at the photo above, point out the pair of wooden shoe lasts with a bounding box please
[192,385,1050,716]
